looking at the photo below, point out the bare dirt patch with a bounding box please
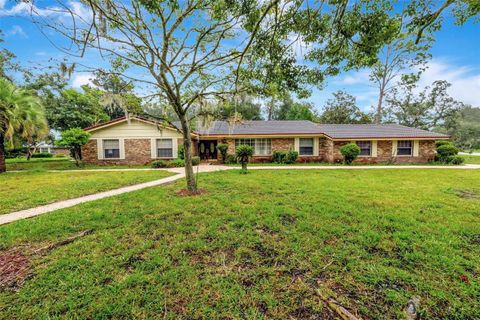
[175,188,207,197]
[0,230,93,292]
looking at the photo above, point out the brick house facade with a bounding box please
[82,117,448,165]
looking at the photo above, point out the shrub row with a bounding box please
[151,156,200,168]
[31,152,53,158]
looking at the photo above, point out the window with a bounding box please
[157,139,173,158]
[39,147,50,153]
[255,139,271,155]
[356,141,372,156]
[235,138,271,155]
[103,139,120,159]
[397,140,412,156]
[299,138,314,155]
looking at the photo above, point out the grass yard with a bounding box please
[0,170,173,214]
[0,169,479,319]
[462,155,480,164]
[6,158,150,171]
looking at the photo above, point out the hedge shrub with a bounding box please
[31,152,53,158]
[340,143,360,164]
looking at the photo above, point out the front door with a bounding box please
[199,140,218,160]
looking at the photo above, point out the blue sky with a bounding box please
[1,0,479,114]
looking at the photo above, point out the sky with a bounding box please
[1,0,480,114]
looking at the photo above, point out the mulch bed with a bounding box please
[0,249,31,292]
[176,188,207,197]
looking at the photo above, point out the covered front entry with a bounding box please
[199,140,218,161]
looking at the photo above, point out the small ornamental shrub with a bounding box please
[225,154,237,164]
[178,145,185,160]
[217,143,229,163]
[435,140,451,148]
[192,156,200,166]
[436,143,458,159]
[151,160,168,168]
[285,150,299,164]
[340,143,360,164]
[272,151,287,164]
[168,159,185,167]
[273,150,299,164]
[450,155,465,165]
[31,152,53,158]
[235,144,254,174]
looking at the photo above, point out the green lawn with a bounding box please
[6,158,150,171]
[462,155,480,164]
[0,169,479,319]
[0,170,173,214]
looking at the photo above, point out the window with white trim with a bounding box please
[397,140,412,156]
[235,138,271,155]
[356,141,372,156]
[299,138,314,155]
[103,139,120,159]
[157,139,173,158]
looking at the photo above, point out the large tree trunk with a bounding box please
[179,115,197,193]
[375,87,385,124]
[0,133,6,173]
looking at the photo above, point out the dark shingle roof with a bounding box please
[317,124,449,139]
[191,120,448,139]
[194,120,324,135]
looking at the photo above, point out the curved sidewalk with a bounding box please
[1,164,479,226]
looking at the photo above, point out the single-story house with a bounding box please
[81,115,449,165]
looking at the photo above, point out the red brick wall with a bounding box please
[331,140,436,164]
[81,138,197,165]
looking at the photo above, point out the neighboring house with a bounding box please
[82,115,449,165]
[29,142,70,156]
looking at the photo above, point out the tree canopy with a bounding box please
[319,91,371,124]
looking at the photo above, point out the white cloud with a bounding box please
[71,73,93,88]
[7,25,27,38]
[0,1,91,20]
[0,0,6,9]
[417,59,480,107]
[335,70,371,85]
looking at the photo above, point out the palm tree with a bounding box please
[0,78,48,173]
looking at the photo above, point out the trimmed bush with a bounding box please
[31,152,53,158]
[340,143,360,164]
[168,159,185,167]
[450,155,465,165]
[5,148,26,159]
[272,151,287,164]
[435,140,451,148]
[436,143,459,163]
[192,156,200,166]
[217,143,229,163]
[273,150,299,164]
[225,154,237,164]
[235,144,254,174]
[151,160,168,168]
[178,145,185,160]
[285,150,298,164]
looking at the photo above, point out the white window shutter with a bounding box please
[118,139,125,159]
[392,140,397,156]
[172,139,178,159]
[372,141,378,157]
[97,139,103,160]
[150,139,157,159]
[413,140,420,157]
[294,138,299,153]
[313,137,319,156]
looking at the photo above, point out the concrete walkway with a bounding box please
[1,163,479,226]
